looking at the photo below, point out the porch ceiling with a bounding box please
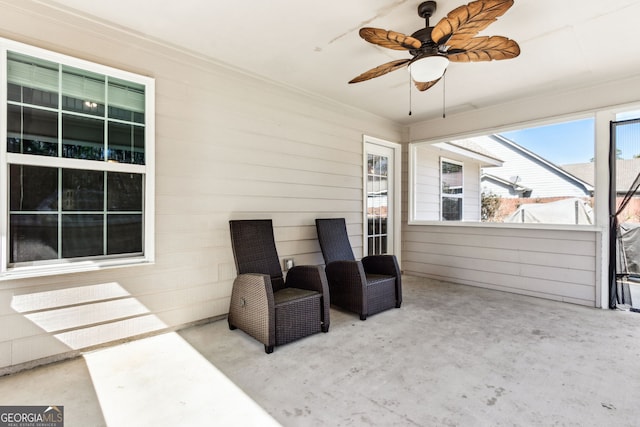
[34,0,640,124]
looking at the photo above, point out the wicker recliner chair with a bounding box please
[228,219,330,353]
[315,218,402,320]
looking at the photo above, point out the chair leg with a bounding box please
[264,345,274,354]
[322,324,329,333]
[360,314,367,321]
[228,322,237,330]
[396,301,402,308]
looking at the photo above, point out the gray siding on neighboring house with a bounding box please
[0,2,403,372]
[478,135,592,198]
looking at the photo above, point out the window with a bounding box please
[441,159,463,221]
[409,117,596,225]
[1,39,154,278]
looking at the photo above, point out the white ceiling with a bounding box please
[35,0,640,124]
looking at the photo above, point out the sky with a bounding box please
[501,118,595,166]
[500,110,640,165]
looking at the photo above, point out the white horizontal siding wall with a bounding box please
[413,146,440,220]
[463,166,481,221]
[413,145,481,221]
[0,2,402,372]
[402,225,597,306]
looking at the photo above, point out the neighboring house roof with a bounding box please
[491,134,594,192]
[562,158,640,193]
[432,139,503,167]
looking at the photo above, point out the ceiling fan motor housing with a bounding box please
[411,2,441,58]
[410,27,439,58]
[417,1,437,20]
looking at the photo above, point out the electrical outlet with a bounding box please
[284,258,294,271]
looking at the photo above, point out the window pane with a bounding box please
[442,161,463,195]
[62,214,103,258]
[7,105,58,156]
[62,169,104,211]
[442,197,462,221]
[9,214,58,263]
[61,66,105,117]
[108,78,145,124]
[10,165,58,211]
[62,114,104,160]
[8,83,59,109]
[107,214,142,254]
[7,52,59,108]
[108,122,145,164]
[107,172,143,211]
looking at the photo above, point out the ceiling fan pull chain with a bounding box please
[442,71,446,119]
[408,74,412,116]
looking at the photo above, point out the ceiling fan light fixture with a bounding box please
[408,55,449,82]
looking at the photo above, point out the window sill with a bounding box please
[0,257,152,281]
[407,219,603,233]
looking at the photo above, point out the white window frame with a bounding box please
[440,157,463,221]
[408,112,603,230]
[0,38,155,280]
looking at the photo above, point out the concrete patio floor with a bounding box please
[1,275,639,426]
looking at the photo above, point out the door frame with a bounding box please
[363,135,402,263]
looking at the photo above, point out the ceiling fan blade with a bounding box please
[414,77,442,92]
[349,59,411,84]
[446,36,520,62]
[359,27,422,50]
[432,0,514,46]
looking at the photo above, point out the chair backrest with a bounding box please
[315,218,356,265]
[229,220,285,291]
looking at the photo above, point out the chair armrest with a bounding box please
[228,273,275,348]
[362,254,400,277]
[362,255,402,306]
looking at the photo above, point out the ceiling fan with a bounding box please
[349,0,520,92]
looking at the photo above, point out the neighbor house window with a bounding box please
[1,39,155,277]
[441,159,463,220]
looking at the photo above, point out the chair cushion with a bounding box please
[274,287,320,306]
[364,273,395,286]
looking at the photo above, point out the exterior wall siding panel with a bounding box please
[0,2,402,371]
[402,225,597,306]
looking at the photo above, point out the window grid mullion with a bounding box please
[104,171,108,255]
[57,168,62,260]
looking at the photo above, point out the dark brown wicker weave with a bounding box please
[228,219,330,353]
[315,218,401,320]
